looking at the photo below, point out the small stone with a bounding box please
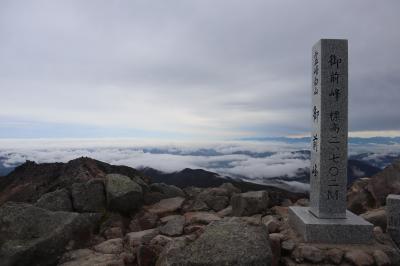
[184,211,221,225]
[159,215,185,236]
[160,214,182,224]
[295,198,309,207]
[269,233,281,266]
[373,226,386,244]
[281,240,296,254]
[183,224,205,235]
[293,245,325,263]
[372,250,391,266]
[345,250,374,266]
[281,199,293,207]
[327,248,344,265]
[103,227,124,240]
[272,206,289,217]
[129,211,159,232]
[93,238,124,254]
[262,215,281,233]
[144,197,185,216]
[188,199,209,211]
[149,235,172,248]
[125,228,158,247]
[217,205,232,217]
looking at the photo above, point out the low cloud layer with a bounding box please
[1,139,400,182]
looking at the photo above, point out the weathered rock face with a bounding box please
[105,174,143,213]
[0,202,101,266]
[35,188,73,211]
[231,191,269,216]
[71,179,106,212]
[157,218,272,266]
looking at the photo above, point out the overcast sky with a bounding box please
[0,0,399,140]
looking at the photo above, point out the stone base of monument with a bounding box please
[289,206,373,244]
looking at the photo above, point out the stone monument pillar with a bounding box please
[288,39,373,244]
[387,194,400,246]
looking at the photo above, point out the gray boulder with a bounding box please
[105,174,143,213]
[197,187,230,211]
[0,202,101,266]
[35,188,73,212]
[159,215,185,236]
[157,218,272,265]
[150,183,185,198]
[71,179,106,212]
[231,191,269,216]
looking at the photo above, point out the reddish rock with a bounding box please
[292,245,325,263]
[269,233,281,266]
[345,250,374,266]
[361,208,387,231]
[183,224,205,235]
[373,250,391,266]
[326,248,344,265]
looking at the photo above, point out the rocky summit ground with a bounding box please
[1,157,400,266]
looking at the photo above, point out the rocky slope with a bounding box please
[0,158,399,266]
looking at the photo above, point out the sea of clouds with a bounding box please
[1,138,400,183]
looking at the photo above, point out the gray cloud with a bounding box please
[0,0,399,138]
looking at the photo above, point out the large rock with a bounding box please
[368,161,400,206]
[35,188,73,212]
[197,187,230,211]
[105,174,143,213]
[159,215,185,236]
[361,208,387,231]
[144,197,185,216]
[150,183,185,198]
[0,202,100,266]
[231,191,269,216]
[347,178,377,214]
[71,179,106,212]
[157,218,272,265]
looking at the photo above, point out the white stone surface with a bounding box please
[289,206,373,244]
